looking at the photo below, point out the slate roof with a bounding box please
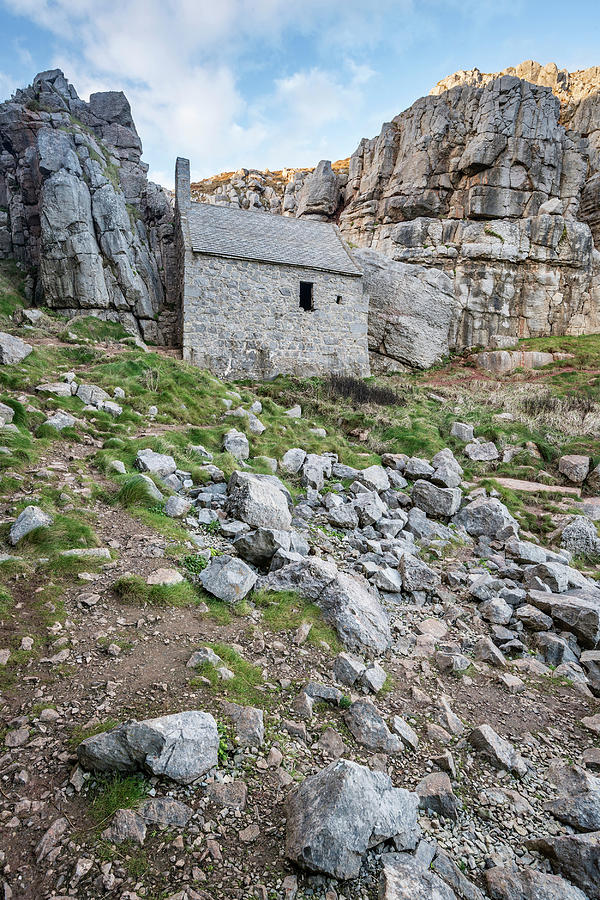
[187,201,362,276]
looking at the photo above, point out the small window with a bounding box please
[299,281,314,311]
[336,295,343,304]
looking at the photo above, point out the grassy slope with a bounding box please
[0,259,599,608]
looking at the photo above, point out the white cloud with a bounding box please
[0,0,407,181]
[0,71,17,101]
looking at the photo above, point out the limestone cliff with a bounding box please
[339,61,600,351]
[0,70,175,342]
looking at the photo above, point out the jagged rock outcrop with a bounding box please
[190,159,350,219]
[340,64,600,350]
[0,70,175,342]
[295,159,341,220]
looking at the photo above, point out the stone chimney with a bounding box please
[175,157,191,211]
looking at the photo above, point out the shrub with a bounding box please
[325,375,399,407]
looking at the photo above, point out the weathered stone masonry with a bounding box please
[175,157,369,380]
[182,255,368,379]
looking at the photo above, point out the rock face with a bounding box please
[4,61,600,364]
[284,758,420,879]
[356,248,457,370]
[0,69,175,342]
[340,63,600,350]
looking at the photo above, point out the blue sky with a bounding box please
[1,0,599,187]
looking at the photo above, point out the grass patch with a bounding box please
[14,512,98,555]
[190,641,266,706]
[114,474,160,508]
[88,773,149,825]
[113,574,203,608]
[62,315,129,343]
[252,588,341,652]
[0,587,13,616]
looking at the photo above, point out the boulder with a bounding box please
[281,448,306,475]
[164,496,192,518]
[411,480,462,518]
[0,331,33,365]
[199,555,257,604]
[453,497,518,537]
[353,490,388,526]
[532,832,600,899]
[561,517,600,557]
[416,772,461,820]
[464,441,499,462]
[344,700,401,753]
[355,465,390,492]
[77,711,219,784]
[43,411,76,431]
[284,758,420,879]
[399,553,440,593]
[302,453,332,490]
[355,248,457,371]
[485,864,589,900]
[137,797,193,827]
[380,848,458,899]
[332,652,366,687]
[9,505,53,545]
[296,159,340,219]
[468,724,527,776]
[547,787,600,832]
[227,471,292,531]
[527,589,600,648]
[135,448,176,478]
[137,473,164,501]
[450,422,474,443]
[559,454,591,484]
[391,716,419,752]
[223,428,249,461]
[187,647,222,668]
[102,808,147,845]
[233,527,291,567]
[259,557,391,653]
[76,383,111,407]
[222,701,264,748]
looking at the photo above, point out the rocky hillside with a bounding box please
[191,159,350,217]
[197,61,600,367]
[0,70,175,343]
[1,262,600,898]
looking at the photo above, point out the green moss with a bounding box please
[253,589,341,652]
[189,641,267,706]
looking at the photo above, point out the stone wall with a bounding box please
[181,254,369,380]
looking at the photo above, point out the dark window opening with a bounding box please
[336,295,343,304]
[299,281,314,311]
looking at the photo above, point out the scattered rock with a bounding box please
[285,758,419,879]
[77,710,219,784]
